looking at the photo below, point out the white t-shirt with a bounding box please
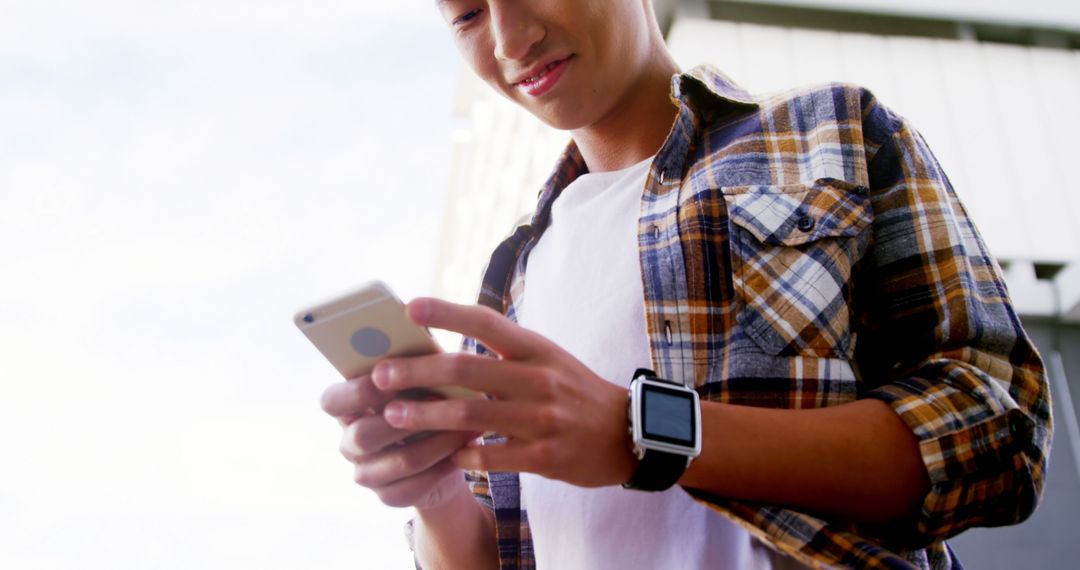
[516,156,804,569]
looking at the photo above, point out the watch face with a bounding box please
[641,383,697,447]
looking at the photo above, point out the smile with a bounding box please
[515,56,573,97]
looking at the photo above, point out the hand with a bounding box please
[320,374,478,510]
[371,297,637,488]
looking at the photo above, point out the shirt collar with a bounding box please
[526,66,758,231]
[672,64,757,110]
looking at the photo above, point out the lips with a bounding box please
[515,57,569,86]
[512,55,573,97]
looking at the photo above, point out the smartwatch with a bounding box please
[623,368,702,492]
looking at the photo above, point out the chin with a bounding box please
[485,79,594,131]
[533,114,585,131]
[522,100,595,132]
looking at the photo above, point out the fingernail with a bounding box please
[372,362,394,389]
[383,402,405,427]
[410,298,432,323]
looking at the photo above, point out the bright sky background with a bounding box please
[0,1,460,568]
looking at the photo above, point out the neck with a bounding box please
[571,50,681,173]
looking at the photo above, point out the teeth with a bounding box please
[523,60,561,85]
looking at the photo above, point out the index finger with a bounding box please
[320,374,396,419]
[405,297,546,360]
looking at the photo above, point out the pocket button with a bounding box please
[796,215,816,232]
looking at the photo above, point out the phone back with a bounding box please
[294,282,439,379]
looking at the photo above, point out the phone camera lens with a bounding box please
[302,313,315,324]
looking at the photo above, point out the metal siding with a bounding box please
[725,0,1080,32]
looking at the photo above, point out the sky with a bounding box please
[0,1,461,568]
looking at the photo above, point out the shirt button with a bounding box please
[797,215,816,232]
[651,224,661,239]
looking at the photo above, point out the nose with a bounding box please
[490,2,545,62]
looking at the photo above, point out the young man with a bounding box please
[320,1,1052,568]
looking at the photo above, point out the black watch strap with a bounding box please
[633,368,660,382]
[623,368,690,492]
[623,448,689,491]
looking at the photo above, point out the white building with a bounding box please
[435,2,1080,565]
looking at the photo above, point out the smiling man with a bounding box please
[319,1,1052,568]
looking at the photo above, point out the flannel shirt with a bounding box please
[458,65,1052,569]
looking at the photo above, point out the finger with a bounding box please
[372,352,541,399]
[453,440,555,475]
[353,430,476,489]
[406,298,547,360]
[383,397,555,439]
[340,415,418,460]
[369,458,460,509]
[321,375,396,419]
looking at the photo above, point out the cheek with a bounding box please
[457,36,501,87]
[589,1,649,65]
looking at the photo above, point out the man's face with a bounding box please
[437,0,655,131]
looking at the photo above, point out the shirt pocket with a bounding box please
[723,179,872,358]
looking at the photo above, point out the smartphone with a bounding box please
[294,281,478,401]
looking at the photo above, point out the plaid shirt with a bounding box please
[458,66,1051,569]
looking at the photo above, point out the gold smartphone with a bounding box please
[294,281,478,401]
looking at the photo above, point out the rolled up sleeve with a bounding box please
[854,92,1053,545]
